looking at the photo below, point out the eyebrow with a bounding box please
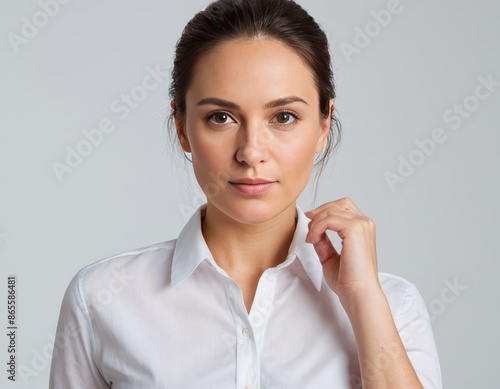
[196,96,309,109]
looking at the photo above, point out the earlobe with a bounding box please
[171,100,191,153]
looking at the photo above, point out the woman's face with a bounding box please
[176,38,332,224]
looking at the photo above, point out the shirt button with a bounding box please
[242,328,250,338]
[258,299,271,309]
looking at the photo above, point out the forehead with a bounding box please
[186,38,318,105]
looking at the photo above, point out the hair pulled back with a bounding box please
[168,0,341,179]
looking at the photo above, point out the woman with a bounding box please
[50,0,442,387]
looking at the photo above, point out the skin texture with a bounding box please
[173,37,423,388]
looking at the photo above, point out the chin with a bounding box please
[211,197,294,225]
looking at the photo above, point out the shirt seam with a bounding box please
[76,271,109,385]
[81,242,175,274]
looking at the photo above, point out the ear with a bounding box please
[315,99,334,154]
[171,100,191,153]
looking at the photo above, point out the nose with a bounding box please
[235,121,271,166]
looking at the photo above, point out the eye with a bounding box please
[272,111,298,126]
[207,112,235,125]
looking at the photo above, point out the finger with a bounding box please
[312,232,340,266]
[340,198,362,214]
[307,212,355,244]
[305,198,363,217]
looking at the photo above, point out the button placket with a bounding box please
[224,268,280,389]
[224,278,259,389]
[249,268,278,356]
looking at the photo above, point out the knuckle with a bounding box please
[361,217,376,230]
[351,216,374,231]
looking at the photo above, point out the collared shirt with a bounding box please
[49,204,442,389]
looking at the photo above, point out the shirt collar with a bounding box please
[286,206,324,291]
[171,204,323,291]
[171,204,213,287]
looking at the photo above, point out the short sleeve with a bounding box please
[49,273,110,389]
[390,278,443,389]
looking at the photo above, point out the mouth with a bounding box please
[228,179,277,195]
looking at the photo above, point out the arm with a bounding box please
[305,198,441,388]
[49,273,110,389]
[341,286,423,388]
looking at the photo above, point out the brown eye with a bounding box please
[209,112,234,125]
[273,112,296,125]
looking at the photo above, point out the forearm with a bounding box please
[341,287,424,389]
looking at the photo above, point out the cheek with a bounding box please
[192,144,217,174]
[277,134,318,170]
[185,118,221,173]
[190,135,230,183]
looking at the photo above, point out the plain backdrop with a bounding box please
[1,0,499,387]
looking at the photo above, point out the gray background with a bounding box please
[1,0,499,387]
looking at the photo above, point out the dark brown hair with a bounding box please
[168,0,341,186]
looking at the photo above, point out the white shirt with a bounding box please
[49,204,442,389]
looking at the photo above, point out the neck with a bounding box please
[201,202,297,278]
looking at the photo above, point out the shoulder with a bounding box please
[69,239,178,303]
[378,274,442,387]
[80,239,176,276]
[378,272,418,294]
[378,272,427,319]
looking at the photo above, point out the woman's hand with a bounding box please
[306,198,425,388]
[304,198,381,300]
